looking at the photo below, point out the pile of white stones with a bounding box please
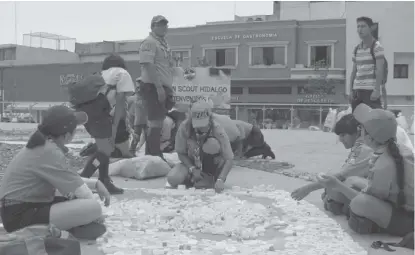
[97,185,367,255]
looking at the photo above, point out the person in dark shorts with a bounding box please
[77,55,135,194]
[233,120,275,159]
[166,101,234,193]
[139,15,176,160]
[349,17,385,112]
[317,103,414,237]
[0,105,109,239]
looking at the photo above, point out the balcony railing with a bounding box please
[290,64,345,80]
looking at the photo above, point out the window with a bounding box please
[231,87,243,95]
[248,86,292,95]
[204,48,237,67]
[394,64,409,79]
[310,45,331,68]
[251,46,286,67]
[172,50,190,68]
[0,47,16,61]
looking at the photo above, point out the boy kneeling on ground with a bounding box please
[166,101,233,193]
[291,114,373,215]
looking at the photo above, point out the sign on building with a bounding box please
[172,67,231,112]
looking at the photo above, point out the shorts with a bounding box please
[76,94,112,139]
[351,89,383,112]
[384,207,414,236]
[245,126,265,148]
[0,197,68,233]
[140,83,175,121]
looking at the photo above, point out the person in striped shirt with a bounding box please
[349,16,384,112]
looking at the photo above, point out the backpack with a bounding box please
[0,224,81,255]
[354,40,389,85]
[371,232,414,252]
[66,72,115,106]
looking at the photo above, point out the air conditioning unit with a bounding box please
[244,15,266,22]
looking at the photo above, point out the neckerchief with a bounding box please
[191,121,213,170]
[149,32,171,59]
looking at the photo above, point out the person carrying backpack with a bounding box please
[349,16,388,112]
[67,54,135,194]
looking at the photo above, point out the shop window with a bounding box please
[394,64,409,79]
[231,87,243,95]
[204,48,237,67]
[251,46,286,67]
[248,86,292,95]
[310,45,331,68]
[0,47,16,61]
[172,50,190,68]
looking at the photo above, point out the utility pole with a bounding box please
[0,67,4,120]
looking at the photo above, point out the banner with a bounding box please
[172,67,231,113]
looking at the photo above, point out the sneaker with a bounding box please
[348,211,381,234]
[325,199,345,215]
[100,178,124,195]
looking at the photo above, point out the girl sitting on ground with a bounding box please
[318,103,414,237]
[0,105,110,239]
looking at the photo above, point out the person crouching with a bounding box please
[166,101,234,193]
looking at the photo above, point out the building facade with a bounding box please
[0,18,348,127]
[166,18,347,127]
[345,1,414,119]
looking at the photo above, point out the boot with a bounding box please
[80,154,99,178]
[99,177,124,195]
[147,127,163,157]
[96,152,124,194]
[261,144,275,159]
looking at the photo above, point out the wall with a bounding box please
[280,1,345,21]
[167,19,346,79]
[345,1,414,97]
[0,45,80,67]
[1,61,141,102]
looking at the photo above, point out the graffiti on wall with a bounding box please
[60,74,84,86]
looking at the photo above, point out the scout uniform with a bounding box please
[348,103,414,236]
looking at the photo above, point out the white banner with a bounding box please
[172,67,231,111]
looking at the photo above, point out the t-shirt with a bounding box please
[337,136,373,180]
[352,41,385,90]
[175,119,234,162]
[212,114,241,143]
[161,116,175,143]
[396,125,414,151]
[0,140,85,203]
[234,120,254,140]
[364,146,414,212]
[139,34,174,87]
[101,67,135,109]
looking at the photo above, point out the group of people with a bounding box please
[292,16,414,239]
[0,14,412,245]
[0,14,275,240]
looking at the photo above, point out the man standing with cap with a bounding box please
[139,15,175,160]
[166,101,234,193]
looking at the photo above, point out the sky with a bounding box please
[0,1,274,50]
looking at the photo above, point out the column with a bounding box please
[319,106,323,127]
[262,106,266,128]
[235,106,239,120]
[290,106,294,128]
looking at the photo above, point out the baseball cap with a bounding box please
[39,105,88,137]
[353,103,397,143]
[190,100,212,128]
[151,15,168,25]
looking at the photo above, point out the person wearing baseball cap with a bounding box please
[317,103,414,236]
[166,100,234,193]
[139,14,175,161]
[0,105,110,239]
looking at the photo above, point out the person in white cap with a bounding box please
[166,100,234,193]
[317,103,414,236]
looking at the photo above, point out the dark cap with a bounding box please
[39,105,88,137]
[151,15,168,25]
